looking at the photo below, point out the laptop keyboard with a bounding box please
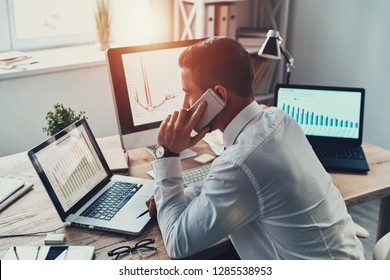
[81,181,142,221]
[313,145,365,160]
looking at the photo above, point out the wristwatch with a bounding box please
[154,145,180,159]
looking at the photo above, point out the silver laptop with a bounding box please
[275,84,369,173]
[28,118,153,235]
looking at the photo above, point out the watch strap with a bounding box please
[162,149,180,158]
[154,145,179,158]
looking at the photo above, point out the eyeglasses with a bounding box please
[107,238,156,260]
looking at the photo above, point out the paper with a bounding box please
[203,130,224,156]
[0,178,25,204]
[0,51,31,65]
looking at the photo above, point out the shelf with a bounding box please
[173,0,290,98]
[0,44,106,81]
[174,0,242,40]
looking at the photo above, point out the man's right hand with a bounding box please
[146,195,157,218]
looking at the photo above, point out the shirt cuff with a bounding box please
[152,157,182,180]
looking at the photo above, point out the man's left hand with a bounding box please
[157,102,209,154]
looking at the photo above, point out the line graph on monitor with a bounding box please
[123,48,185,127]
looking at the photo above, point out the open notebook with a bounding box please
[2,246,94,260]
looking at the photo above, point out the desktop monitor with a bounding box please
[106,39,204,153]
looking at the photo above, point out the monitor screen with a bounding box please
[33,120,107,212]
[275,84,365,143]
[106,39,204,150]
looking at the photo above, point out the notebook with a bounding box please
[275,84,369,173]
[28,118,154,235]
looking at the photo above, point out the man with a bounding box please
[148,36,364,259]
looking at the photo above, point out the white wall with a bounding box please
[0,0,256,157]
[287,0,390,149]
[0,0,174,158]
[5,1,388,157]
[0,65,118,157]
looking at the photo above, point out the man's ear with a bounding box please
[213,85,228,102]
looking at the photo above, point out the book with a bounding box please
[2,246,95,260]
[205,5,216,37]
[236,27,268,38]
[215,4,230,36]
[236,27,268,53]
[237,36,266,47]
[227,4,237,38]
[0,178,34,212]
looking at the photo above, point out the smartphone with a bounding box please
[188,88,226,132]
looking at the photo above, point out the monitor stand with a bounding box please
[145,146,197,160]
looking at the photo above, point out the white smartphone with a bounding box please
[188,88,227,132]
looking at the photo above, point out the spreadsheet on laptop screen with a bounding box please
[35,124,107,212]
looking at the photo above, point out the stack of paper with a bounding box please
[0,50,38,70]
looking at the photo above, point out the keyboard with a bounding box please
[313,144,365,160]
[147,163,211,186]
[182,163,211,185]
[81,181,142,221]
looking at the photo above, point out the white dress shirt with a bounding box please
[152,101,364,259]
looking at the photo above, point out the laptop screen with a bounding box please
[29,119,109,213]
[275,84,365,141]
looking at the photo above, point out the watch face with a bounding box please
[155,146,165,158]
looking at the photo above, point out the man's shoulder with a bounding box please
[246,106,288,134]
[262,105,286,117]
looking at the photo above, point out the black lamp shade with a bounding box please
[258,31,281,59]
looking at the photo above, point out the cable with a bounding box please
[0,225,66,238]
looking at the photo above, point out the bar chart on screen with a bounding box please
[42,133,106,210]
[281,103,359,136]
[278,91,361,139]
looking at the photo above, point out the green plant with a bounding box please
[95,0,111,49]
[43,103,86,136]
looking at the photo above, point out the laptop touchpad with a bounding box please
[129,196,149,218]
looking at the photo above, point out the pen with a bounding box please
[136,209,149,219]
[35,246,41,260]
[14,246,20,260]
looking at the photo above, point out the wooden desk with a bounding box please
[1,137,390,260]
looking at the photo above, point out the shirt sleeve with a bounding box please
[152,157,260,259]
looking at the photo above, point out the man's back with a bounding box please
[151,37,363,259]
[218,104,364,259]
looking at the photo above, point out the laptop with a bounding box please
[275,84,369,173]
[28,118,154,235]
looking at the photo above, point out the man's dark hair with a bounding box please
[179,36,254,97]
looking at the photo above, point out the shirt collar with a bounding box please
[223,101,263,148]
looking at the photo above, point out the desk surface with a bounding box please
[1,136,390,260]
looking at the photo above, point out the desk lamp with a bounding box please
[258,29,294,84]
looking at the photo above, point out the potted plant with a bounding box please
[42,103,86,136]
[95,0,111,51]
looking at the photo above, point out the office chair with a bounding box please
[373,232,390,260]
